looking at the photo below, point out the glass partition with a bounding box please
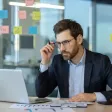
[0,0,64,67]
[96,3,112,62]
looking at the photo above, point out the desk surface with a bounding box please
[0,99,112,112]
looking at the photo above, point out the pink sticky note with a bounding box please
[18,11,26,19]
[25,0,34,6]
[0,26,9,34]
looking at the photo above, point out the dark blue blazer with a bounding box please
[35,49,112,101]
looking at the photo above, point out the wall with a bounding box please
[64,0,91,39]
[96,4,112,62]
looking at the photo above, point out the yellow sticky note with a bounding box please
[13,26,22,34]
[110,34,112,42]
[32,11,40,20]
[89,44,92,51]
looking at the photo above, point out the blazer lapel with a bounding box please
[61,61,69,98]
[84,50,93,93]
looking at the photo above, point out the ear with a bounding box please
[76,34,83,45]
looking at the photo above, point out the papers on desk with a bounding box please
[10,104,51,109]
[52,99,93,105]
[10,102,88,109]
[10,101,93,112]
[10,99,93,112]
[25,108,74,112]
[10,104,74,112]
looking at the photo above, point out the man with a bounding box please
[35,19,112,102]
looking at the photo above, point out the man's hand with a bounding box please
[69,93,96,102]
[40,42,54,65]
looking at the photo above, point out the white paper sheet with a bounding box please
[25,108,74,112]
[10,104,51,109]
[10,102,89,109]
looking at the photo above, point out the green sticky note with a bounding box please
[13,26,22,34]
[110,34,112,42]
[32,11,41,20]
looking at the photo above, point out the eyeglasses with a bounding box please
[54,38,74,49]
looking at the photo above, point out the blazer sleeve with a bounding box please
[35,56,57,97]
[101,56,112,101]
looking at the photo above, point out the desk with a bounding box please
[0,100,112,112]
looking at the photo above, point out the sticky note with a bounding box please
[18,11,26,19]
[25,0,34,6]
[32,11,40,20]
[89,44,92,51]
[13,26,22,34]
[0,26,9,34]
[110,34,112,42]
[29,26,37,34]
[0,10,8,19]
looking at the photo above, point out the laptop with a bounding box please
[0,69,51,104]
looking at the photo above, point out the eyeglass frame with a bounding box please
[53,38,75,49]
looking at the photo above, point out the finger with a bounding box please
[42,47,49,54]
[69,95,83,102]
[69,98,80,102]
[68,97,77,102]
[48,42,55,47]
[71,97,82,102]
[46,44,54,51]
[45,46,53,53]
[41,46,51,53]
[47,44,54,50]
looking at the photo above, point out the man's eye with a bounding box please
[63,40,69,44]
[57,42,61,45]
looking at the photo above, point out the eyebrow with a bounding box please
[56,39,70,43]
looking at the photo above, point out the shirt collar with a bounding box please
[68,48,86,65]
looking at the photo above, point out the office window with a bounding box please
[0,0,64,65]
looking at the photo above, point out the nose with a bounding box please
[60,43,65,51]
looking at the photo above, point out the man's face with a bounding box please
[56,30,81,60]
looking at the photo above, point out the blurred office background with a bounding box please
[0,0,112,96]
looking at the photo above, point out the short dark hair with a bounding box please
[53,19,83,39]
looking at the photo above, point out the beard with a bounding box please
[61,51,73,60]
[61,48,79,60]
[62,52,70,60]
